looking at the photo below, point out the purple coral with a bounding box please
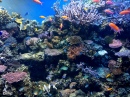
[38,31,53,40]
[76,62,99,78]
[0,30,9,40]
[0,65,7,72]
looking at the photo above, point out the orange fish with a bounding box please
[92,0,100,3]
[119,10,130,15]
[60,23,63,30]
[109,23,122,34]
[33,0,42,5]
[104,9,113,14]
[61,16,68,20]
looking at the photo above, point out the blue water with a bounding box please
[0,0,67,23]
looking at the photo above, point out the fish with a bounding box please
[106,88,113,91]
[60,23,63,30]
[109,23,122,34]
[92,0,100,3]
[15,18,24,24]
[0,0,2,2]
[61,16,68,20]
[49,17,53,22]
[24,12,29,16]
[106,73,111,78]
[119,9,130,15]
[104,9,113,14]
[39,16,46,19]
[106,0,113,5]
[33,0,42,5]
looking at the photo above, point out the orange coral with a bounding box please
[67,45,83,60]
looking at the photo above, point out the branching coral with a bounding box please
[0,9,11,29]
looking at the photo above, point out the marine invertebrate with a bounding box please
[38,31,53,40]
[108,60,122,75]
[0,65,7,72]
[115,47,130,57]
[0,30,9,40]
[0,9,11,29]
[26,37,39,46]
[53,0,102,25]
[52,36,60,44]
[6,22,18,29]
[67,45,83,59]
[109,39,122,48]
[68,36,82,45]
[2,71,27,83]
[44,48,63,56]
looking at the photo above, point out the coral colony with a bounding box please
[0,0,130,96]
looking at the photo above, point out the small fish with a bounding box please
[49,17,52,22]
[39,15,45,19]
[61,16,68,20]
[33,0,42,5]
[24,12,29,16]
[106,88,113,91]
[104,9,113,14]
[119,9,130,15]
[84,7,88,11]
[106,0,113,5]
[60,23,63,30]
[106,73,111,78]
[92,0,100,3]
[62,73,67,79]
[0,6,5,10]
[109,23,123,34]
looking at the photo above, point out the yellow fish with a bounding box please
[107,88,113,91]
[84,7,88,11]
[15,18,24,24]
[39,16,46,18]
[106,73,111,78]
[61,16,68,19]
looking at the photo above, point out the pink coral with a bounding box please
[2,72,27,83]
[0,65,7,72]
[109,39,122,48]
[26,37,39,45]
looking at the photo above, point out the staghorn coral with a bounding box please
[68,36,82,45]
[0,9,11,29]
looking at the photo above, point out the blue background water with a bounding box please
[0,0,66,23]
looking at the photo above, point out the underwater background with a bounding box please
[0,0,66,23]
[0,0,130,97]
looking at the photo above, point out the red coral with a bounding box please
[2,72,27,83]
[67,45,83,60]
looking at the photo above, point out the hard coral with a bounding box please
[67,45,83,60]
[68,36,82,45]
[0,9,11,29]
[2,71,27,83]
